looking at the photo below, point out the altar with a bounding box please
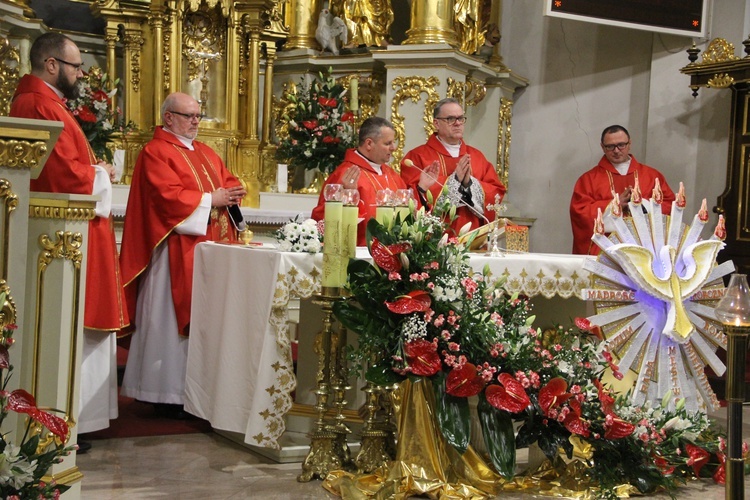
[183,242,593,453]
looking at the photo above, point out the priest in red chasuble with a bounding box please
[570,125,675,255]
[119,92,245,416]
[10,33,128,434]
[400,97,506,233]
[312,116,423,246]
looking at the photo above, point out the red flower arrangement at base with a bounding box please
[334,203,747,497]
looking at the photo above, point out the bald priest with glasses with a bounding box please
[400,98,506,233]
[569,124,675,255]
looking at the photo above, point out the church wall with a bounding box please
[501,0,748,255]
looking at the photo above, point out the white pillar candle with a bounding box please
[277,163,288,193]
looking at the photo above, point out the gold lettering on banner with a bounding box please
[639,360,655,394]
[390,76,439,166]
[607,325,635,352]
[684,343,721,408]
[32,231,83,436]
[585,289,637,301]
[690,288,726,301]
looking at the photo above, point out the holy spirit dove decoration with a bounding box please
[583,180,735,412]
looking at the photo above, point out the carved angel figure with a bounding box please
[316,6,348,55]
[343,0,393,48]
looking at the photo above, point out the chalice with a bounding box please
[239,228,254,245]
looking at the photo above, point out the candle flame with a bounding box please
[652,178,663,204]
[610,190,622,217]
[714,214,726,241]
[594,208,605,235]
[631,176,642,204]
[676,182,686,208]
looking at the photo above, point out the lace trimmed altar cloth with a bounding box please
[184,242,592,449]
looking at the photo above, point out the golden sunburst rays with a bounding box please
[584,186,734,412]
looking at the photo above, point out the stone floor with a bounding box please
[78,406,750,499]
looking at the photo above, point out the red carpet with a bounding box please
[82,393,212,440]
[82,346,212,440]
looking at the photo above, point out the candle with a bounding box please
[375,206,394,227]
[277,163,288,193]
[341,205,359,284]
[323,200,343,288]
[350,77,359,112]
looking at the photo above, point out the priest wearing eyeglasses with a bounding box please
[400,97,506,233]
[569,125,675,255]
[119,92,246,418]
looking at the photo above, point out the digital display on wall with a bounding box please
[545,0,707,38]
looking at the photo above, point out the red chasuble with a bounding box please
[570,155,676,255]
[119,127,241,336]
[400,134,506,232]
[11,74,128,331]
[311,149,407,246]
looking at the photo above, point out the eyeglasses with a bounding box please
[602,142,630,151]
[47,57,84,72]
[435,115,467,125]
[169,110,206,122]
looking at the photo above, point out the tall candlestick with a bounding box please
[323,201,343,288]
[350,77,359,111]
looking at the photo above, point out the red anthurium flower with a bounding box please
[485,373,530,413]
[318,96,337,107]
[0,344,8,369]
[446,363,485,397]
[712,451,726,484]
[603,414,634,439]
[538,377,571,415]
[7,389,69,440]
[322,136,340,144]
[92,89,109,102]
[653,454,675,476]
[385,290,431,314]
[404,339,441,376]
[371,238,410,272]
[302,120,318,130]
[341,111,354,122]
[563,400,590,437]
[685,443,711,476]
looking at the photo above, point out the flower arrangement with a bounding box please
[275,68,356,175]
[0,292,75,499]
[66,66,136,163]
[275,217,323,253]
[333,205,740,497]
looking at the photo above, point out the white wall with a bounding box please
[501,0,748,254]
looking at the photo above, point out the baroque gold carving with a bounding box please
[0,178,18,281]
[0,139,48,169]
[29,204,97,222]
[464,78,486,107]
[0,280,17,330]
[124,32,145,93]
[454,0,484,55]
[390,76,440,165]
[700,38,740,65]
[31,231,83,425]
[707,73,735,88]
[182,7,226,84]
[342,0,393,48]
[0,36,20,116]
[186,0,231,17]
[446,77,465,105]
[496,97,512,188]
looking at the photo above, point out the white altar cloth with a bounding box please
[184,242,592,449]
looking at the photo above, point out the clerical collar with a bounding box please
[163,126,195,150]
[43,81,64,100]
[355,150,382,174]
[613,157,631,176]
[437,136,462,158]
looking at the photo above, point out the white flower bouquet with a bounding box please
[275,218,323,253]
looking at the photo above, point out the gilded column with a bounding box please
[403,0,458,47]
[247,31,261,141]
[261,44,277,145]
[284,0,322,50]
[104,26,119,113]
[148,12,166,116]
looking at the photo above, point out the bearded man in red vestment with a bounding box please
[10,33,128,437]
[119,92,246,418]
[400,98,506,233]
[312,116,428,245]
[570,125,676,255]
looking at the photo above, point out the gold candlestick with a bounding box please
[715,273,750,500]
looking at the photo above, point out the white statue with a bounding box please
[315,5,348,55]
